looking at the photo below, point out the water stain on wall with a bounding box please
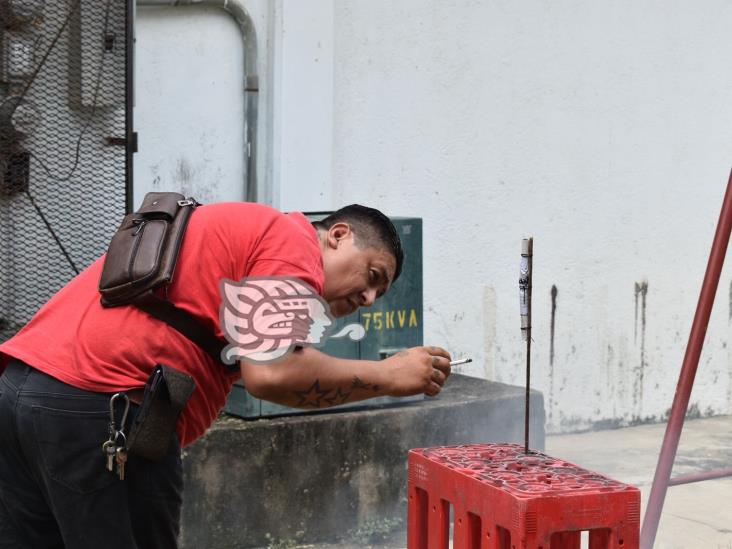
[171,157,217,203]
[634,283,640,344]
[549,285,558,425]
[605,343,615,417]
[633,280,648,420]
[175,158,194,186]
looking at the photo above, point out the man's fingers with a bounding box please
[431,368,446,386]
[425,381,441,397]
[431,355,452,377]
[426,346,451,360]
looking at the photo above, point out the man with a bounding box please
[0,201,451,548]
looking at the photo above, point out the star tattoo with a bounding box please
[351,376,370,390]
[351,376,379,392]
[293,380,333,408]
[324,387,352,406]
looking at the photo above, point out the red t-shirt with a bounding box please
[0,202,324,446]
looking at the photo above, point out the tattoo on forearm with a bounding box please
[351,376,368,390]
[293,380,352,408]
[292,376,380,408]
[351,376,380,392]
[324,387,352,406]
[293,380,332,408]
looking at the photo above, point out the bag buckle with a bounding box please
[177,198,197,207]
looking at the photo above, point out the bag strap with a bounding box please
[135,292,239,373]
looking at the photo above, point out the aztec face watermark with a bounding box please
[219,277,366,364]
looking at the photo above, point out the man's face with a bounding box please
[320,223,397,318]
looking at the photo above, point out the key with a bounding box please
[116,447,128,480]
[102,440,116,472]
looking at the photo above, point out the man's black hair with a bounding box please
[313,204,404,283]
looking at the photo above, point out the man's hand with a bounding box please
[383,346,452,397]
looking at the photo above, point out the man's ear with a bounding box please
[326,222,352,250]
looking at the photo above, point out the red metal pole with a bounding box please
[640,168,732,549]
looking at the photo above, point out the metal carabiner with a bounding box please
[109,392,130,434]
[114,430,127,449]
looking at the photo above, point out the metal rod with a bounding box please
[525,327,531,453]
[24,191,79,275]
[125,0,135,214]
[640,168,732,549]
[668,467,732,487]
[520,238,533,454]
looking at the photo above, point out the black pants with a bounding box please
[0,360,183,549]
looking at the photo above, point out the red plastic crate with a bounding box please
[408,443,640,549]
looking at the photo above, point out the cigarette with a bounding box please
[449,358,472,366]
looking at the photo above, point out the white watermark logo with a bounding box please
[219,277,366,364]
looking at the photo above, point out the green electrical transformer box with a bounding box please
[223,215,423,418]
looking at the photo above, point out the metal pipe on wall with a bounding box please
[135,0,259,202]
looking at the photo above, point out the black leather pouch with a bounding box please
[127,364,195,461]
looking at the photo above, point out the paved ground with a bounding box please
[546,415,732,549]
[307,415,732,549]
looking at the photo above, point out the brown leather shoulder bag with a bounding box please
[99,192,197,306]
[98,191,232,368]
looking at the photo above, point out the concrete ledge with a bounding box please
[180,374,545,548]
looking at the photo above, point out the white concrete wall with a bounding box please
[135,5,245,205]
[134,0,273,207]
[329,1,732,433]
[135,0,332,210]
[269,0,335,211]
[136,1,732,433]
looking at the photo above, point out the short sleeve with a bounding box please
[247,258,324,296]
